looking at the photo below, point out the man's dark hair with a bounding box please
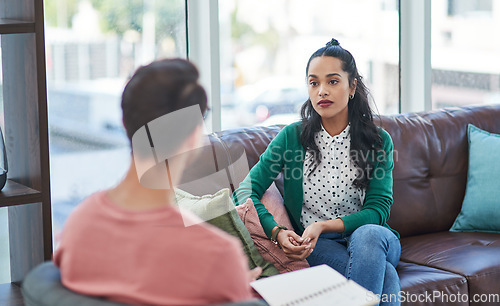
[121,58,208,143]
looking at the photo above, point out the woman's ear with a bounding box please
[350,78,357,96]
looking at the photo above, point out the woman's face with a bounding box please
[307,56,356,124]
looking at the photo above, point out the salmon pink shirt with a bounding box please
[53,191,252,305]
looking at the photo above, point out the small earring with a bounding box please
[349,94,354,99]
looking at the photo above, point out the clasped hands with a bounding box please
[274,219,345,261]
[274,222,323,261]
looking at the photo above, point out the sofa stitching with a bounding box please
[398,259,465,278]
[465,269,500,280]
[401,242,483,264]
[402,279,468,294]
[398,260,468,291]
[399,258,500,282]
[402,280,468,296]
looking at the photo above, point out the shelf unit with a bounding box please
[0,0,52,294]
[0,19,35,34]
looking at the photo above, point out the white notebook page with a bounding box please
[250,264,379,306]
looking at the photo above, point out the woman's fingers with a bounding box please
[278,230,313,259]
[282,240,312,256]
[288,231,305,245]
[285,247,314,261]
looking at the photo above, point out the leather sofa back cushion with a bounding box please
[379,105,500,237]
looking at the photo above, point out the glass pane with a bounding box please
[44,0,187,249]
[219,0,400,129]
[0,207,9,283]
[431,0,500,109]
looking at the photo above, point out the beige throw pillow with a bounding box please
[175,188,279,278]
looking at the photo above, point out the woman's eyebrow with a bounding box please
[308,73,342,78]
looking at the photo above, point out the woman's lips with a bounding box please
[318,100,333,107]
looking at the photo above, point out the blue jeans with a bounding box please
[306,224,401,306]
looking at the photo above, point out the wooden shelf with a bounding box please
[0,180,42,208]
[0,0,52,291]
[0,283,24,306]
[0,19,35,34]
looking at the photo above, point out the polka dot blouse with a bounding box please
[300,124,365,229]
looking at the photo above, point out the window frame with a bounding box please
[400,0,432,113]
[186,0,221,133]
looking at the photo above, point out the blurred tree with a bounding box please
[230,3,253,41]
[44,0,186,58]
[90,0,184,36]
[44,0,80,28]
[229,2,278,55]
[44,0,183,37]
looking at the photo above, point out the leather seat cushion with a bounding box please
[400,231,500,301]
[398,261,467,306]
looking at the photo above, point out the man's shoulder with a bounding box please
[64,191,106,221]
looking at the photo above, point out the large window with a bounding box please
[44,0,187,248]
[218,0,400,129]
[431,0,500,109]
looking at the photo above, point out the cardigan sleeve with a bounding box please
[340,128,395,234]
[233,125,292,238]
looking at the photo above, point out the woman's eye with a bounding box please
[309,81,318,86]
[329,80,338,85]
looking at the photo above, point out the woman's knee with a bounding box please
[350,224,392,245]
[348,225,401,264]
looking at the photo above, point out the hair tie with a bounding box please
[326,38,340,47]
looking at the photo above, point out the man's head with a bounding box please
[121,59,208,189]
[121,58,208,145]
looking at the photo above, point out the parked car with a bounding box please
[233,77,308,126]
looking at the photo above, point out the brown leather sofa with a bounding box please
[180,104,500,306]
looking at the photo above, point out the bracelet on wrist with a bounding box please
[271,225,287,246]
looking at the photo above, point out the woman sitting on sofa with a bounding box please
[234,39,401,305]
[54,58,261,305]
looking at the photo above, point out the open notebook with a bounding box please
[250,264,379,306]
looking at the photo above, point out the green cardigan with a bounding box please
[233,122,399,239]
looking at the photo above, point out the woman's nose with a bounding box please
[318,85,328,97]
